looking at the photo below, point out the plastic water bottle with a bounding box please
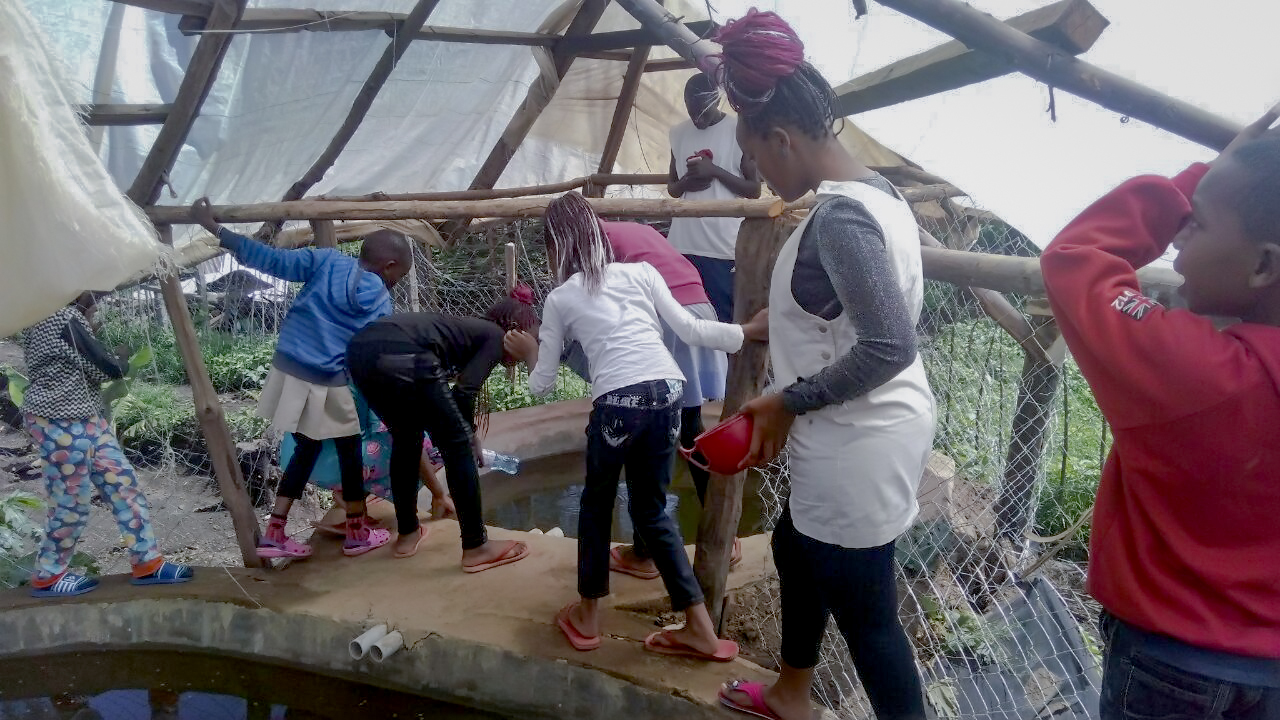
[481,449,520,475]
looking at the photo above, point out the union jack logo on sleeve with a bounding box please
[1111,289,1160,320]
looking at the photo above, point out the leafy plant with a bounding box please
[2,366,28,407]
[483,365,589,413]
[920,594,1012,667]
[0,491,43,554]
[112,382,196,450]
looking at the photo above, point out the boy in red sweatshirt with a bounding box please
[1041,106,1280,718]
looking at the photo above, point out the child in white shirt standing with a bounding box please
[505,192,766,661]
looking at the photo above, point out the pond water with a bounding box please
[480,452,768,542]
[0,650,505,720]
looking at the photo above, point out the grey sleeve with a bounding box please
[781,196,918,415]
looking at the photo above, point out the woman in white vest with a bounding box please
[712,10,935,720]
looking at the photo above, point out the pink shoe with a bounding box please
[257,535,313,559]
[343,516,391,557]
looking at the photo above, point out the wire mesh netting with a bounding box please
[0,198,1111,719]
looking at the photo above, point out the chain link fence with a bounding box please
[1,198,1112,718]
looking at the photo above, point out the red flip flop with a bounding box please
[643,630,738,662]
[719,680,784,720]
[393,525,430,559]
[556,602,601,651]
[462,540,529,573]
[609,547,660,580]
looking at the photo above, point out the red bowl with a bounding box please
[679,413,753,475]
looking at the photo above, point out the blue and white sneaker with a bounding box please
[30,573,99,598]
[131,561,194,586]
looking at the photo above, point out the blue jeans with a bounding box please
[578,379,703,610]
[1100,613,1279,720]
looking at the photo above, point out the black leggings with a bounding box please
[348,341,487,549]
[277,433,364,504]
[774,505,926,720]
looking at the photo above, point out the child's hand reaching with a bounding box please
[190,197,221,238]
[503,330,539,366]
[736,391,796,469]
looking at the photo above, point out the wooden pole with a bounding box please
[834,0,1107,116]
[994,316,1064,542]
[504,242,518,385]
[318,173,672,202]
[148,196,790,224]
[309,219,337,249]
[155,226,262,568]
[126,0,244,206]
[79,103,172,127]
[872,0,1240,150]
[464,0,609,193]
[255,0,441,239]
[611,0,721,73]
[593,46,653,188]
[693,216,798,631]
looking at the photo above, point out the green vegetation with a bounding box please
[922,318,1108,558]
[484,365,590,414]
[97,314,275,393]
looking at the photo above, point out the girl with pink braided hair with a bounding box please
[713,9,934,720]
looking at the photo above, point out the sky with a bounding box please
[843,0,1280,248]
[700,0,1280,249]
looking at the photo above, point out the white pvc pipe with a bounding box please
[349,624,388,660]
[370,631,404,663]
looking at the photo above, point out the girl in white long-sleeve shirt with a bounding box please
[506,191,765,661]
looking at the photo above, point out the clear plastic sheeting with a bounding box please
[0,0,162,337]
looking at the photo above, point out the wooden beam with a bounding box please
[155,225,262,569]
[412,26,558,46]
[178,9,560,46]
[310,219,337,249]
[78,103,172,126]
[151,184,956,223]
[149,196,790,224]
[317,173,670,202]
[611,0,721,73]
[559,19,714,54]
[594,47,652,181]
[872,0,1240,150]
[461,0,610,196]
[835,0,1107,116]
[255,0,441,239]
[127,0,243,206]
[642,57,693,72]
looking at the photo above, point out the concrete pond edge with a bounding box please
[0,597,728,720]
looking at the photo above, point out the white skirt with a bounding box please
[256,368,359,439]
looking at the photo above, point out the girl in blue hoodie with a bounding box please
[192,199,412,559]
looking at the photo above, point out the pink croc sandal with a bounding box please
[257,535,313,559]
[343,516,391,557]
[719,680,785,720]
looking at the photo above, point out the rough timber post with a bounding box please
[156,226,262,568]
[693,216,796,630]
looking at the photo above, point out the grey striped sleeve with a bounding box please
[781,193,918,415]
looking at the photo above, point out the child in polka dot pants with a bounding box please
[20,294,192,597]
[25,416,164,582]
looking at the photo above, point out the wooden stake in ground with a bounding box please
[693,216,798,631]
[505,242,518,386]
[155,226,263,569]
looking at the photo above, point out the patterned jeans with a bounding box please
[24,415,162,581]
